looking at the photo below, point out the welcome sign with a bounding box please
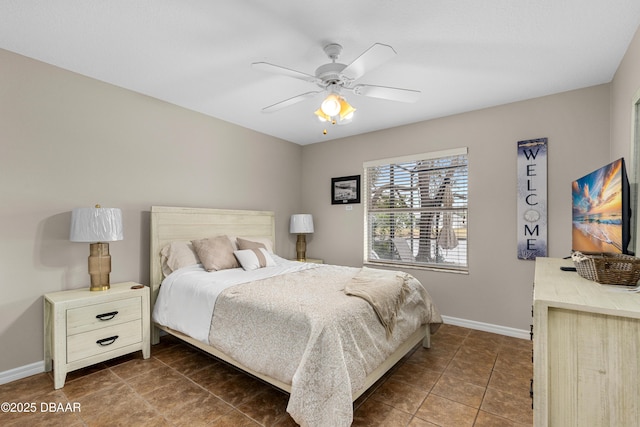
[517,138,548,259]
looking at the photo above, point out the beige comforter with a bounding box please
[208,264,441,427]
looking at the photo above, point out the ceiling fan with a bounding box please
[252,43,421,124]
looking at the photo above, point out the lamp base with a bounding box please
[296,234,307,261]
[88,242,111,291]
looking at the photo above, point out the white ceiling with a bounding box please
[2,1,640,145]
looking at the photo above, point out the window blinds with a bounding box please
[364,148,468,271]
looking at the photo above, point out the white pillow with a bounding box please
[234,248,276,271]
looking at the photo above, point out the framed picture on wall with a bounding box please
[331,175,361,205]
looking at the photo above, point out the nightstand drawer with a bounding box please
[66,297,141,335]
[67,319,142,363]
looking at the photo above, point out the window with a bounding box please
[364,147,468,272]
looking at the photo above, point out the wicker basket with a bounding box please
[571,252,640,286]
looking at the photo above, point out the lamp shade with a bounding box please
[321,94,341,117]
[70,207,123,242]
[290,214,314,234]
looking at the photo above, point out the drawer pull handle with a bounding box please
[96,311,118,321]
[530,378,534,398]
[530,378,534,409]
[96,336,119,346]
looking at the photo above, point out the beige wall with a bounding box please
[301,85,611,331]
[611,25,640,163]
[0,49,303,372]
[611,27,640,253]
[610,26,640,253]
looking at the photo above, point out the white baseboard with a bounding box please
[441,315,530,340]
[0,361,45,385]
[0,317,528,385]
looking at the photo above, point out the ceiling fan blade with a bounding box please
[261,91,321,113]
[252,62,320,84]
[341,43,397,80]
[353,84,421,103]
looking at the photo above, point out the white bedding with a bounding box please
[152,257,442,426]
[151,255,320,342]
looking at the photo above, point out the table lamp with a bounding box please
[290,214,314,261]
[70,205,123,291]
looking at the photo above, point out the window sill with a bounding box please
[364,260,469,274]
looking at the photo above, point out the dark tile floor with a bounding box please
[0,324,533,426]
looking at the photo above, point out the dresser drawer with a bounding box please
[67,319,142,363]
[66,297,141,335]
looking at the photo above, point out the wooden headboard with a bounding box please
[149,206,276,314]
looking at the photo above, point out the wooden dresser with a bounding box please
[533,257,640,426]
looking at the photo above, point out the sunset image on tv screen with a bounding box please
[572,158,624,254]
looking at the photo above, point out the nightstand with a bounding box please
[44,282,150,389]
[292,258,324,264]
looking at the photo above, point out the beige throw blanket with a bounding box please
[344,267,409,337]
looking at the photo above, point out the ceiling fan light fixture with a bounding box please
[314,108,330,122]
[337,115,353,126]
[338,98,355,120]
[315,95,356,123]
[320,94,341,117]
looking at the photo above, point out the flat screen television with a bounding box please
[572,158,632,254]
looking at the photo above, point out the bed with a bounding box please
[149,206,442,426]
